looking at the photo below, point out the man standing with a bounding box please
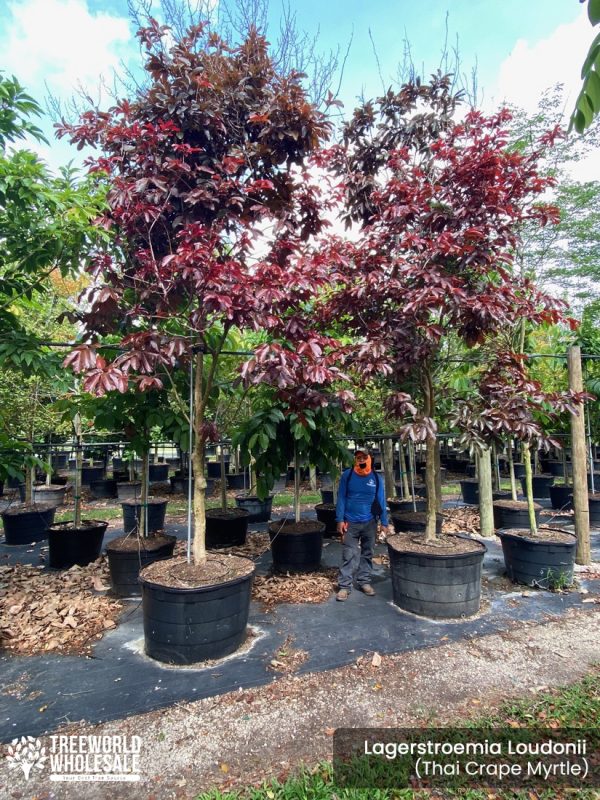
[335,448,393,601]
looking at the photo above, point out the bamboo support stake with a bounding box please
[568,346,591,565]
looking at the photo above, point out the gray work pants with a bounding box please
[337,519,376,590]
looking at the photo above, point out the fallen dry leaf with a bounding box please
[371,652,382,668]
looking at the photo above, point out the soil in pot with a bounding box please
[390,511,443,535]
[106,533,177,597]
[121,498,168,535]
[2,503,56,545]
[519,474,554,498]
[314,503,337,537]
[234,494,273,523]
[138,554,254,664]
[205,508,250,548]
[388,498,427,513]
[493,499,542,530]
[268,519,324,573]
[387,533,486,619]
[47,520,108,569]
[496,526,576,588]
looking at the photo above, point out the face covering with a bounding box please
[354,454,372,476]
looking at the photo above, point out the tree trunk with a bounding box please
[568,345,590,565]
[309,465,317,492]
[477,447,494,537]
[399,442,409,499]
[74,414,83,528]
[140,449,149,538]
[522,443,537,536]
[294,447,301,523]
[250,455,257,495]
[422,367,437,542]
[382,438,395,501]
[192,351,207,565]
[491,443,499,491]
[434,439,442,513]
[507,439,518,501]
[220,446,228,511]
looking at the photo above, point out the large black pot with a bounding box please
[549,484,574,511]
[90,479,118,500]
[387,534,486,619]
[149,464,169,482]
[2,504,56,545]
[51,453,68,470]
[320,488,334,505]
[546,461,571,478]
[32,484,66,508]
[80,465,106,486]
[460,479,479,505]
[226,472,248,491]
[205,508,250,548]
[390,512,443,535]
[207,460,229,479]
[493,500,542,530]
[268,519,324,573]
[519,474,554,499]
[394,482,426,498]
[47,520,108,569]
[388,498,427,514]
[512,463,525,479]
[106,534,176,597]
[117,482,142,501]
[121,498,168,535]
[139,557,254,664]
[234,495,273,523]
[497,528,576,588]
[314,503,337,537]
[589,494,600,526]
[588,473,600,493]
[492,491,512,501]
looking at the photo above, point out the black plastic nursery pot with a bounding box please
[31,484,66,508]
[320,488,334,505]
[460,479,479,505]
[268,519,325,573]
[387,533,486,619]
[588,472,600,493]
[139,556,254,664]
[51,453,68,470]
[226,472,248,491]
[205,508,250,548]
[89,478,118,500]
[390,512,443,535]
[234,494,273,523]
[519,474,554,499]
[207,460,229,479]
[122,498,168,535]
[388,498,427,514]
[0,480,3,497]
[46,520,108,569]
[117,481,142,501]
[512,463,526,478]
[106,533,176,597]
[1,504,56,545]
[149,463,169,482]
[545,460,571,478]
[314,503,338,537]
[492,491,512,501]
[80,465,106,486]
[496,527,576,588]
[589,494,600,526]
[493,500,542,530]
[549,484,574,511]
[394,482,426,498]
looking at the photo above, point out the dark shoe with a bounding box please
[336,588,350,602]
[360,584,375,596]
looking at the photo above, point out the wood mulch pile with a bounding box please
[252,568,337,611]
[0,558,122,656]
[441,506,481,535]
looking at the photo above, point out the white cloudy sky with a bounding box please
[0,0,595,175]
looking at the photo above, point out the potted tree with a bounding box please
[59,19,334,662]
[320,75,574,617]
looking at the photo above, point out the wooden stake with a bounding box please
[567,346,591,565]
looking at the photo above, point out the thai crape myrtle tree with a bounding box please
[59,20,338,574]
[319,74,575,543]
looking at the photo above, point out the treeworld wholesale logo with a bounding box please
[6,735,142,782]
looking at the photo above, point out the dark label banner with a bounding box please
[333,728,600,790]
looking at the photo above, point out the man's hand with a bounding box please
[337,521,348,539]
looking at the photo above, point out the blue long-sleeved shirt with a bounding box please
[335,468,388,526]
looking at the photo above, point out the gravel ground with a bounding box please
[1,606,598,800]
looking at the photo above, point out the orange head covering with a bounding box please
[353,450,372,476]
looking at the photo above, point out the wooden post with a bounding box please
[477,447,494,537]
[382,438,396,501]
[568,346,591,565]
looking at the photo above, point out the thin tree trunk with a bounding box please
[294,447,301,523]
[192,351,207,565]
[399,442,409,499]
[74,413,83,528]
[434,439,442,514]
[491,443,499,491]
[220,446,227,511]
[478,447,494,537]
[562,445,569,488]
[522,443,537,536]
[250,455,257,495]
[140,449,149,538]
[568,346,591,565]
[309,465,317,492]
[382,438,395,501]
[507,439,518,501]
[422,367,437,542]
